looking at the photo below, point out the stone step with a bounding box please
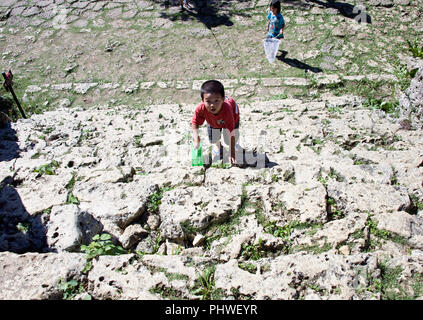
[24,73,397,95]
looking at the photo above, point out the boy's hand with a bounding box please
[230,156,237,165]
[230,135,236,165]
[192,138,200,150]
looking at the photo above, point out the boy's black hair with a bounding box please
[200,80,225,99]
[270,0,281,13]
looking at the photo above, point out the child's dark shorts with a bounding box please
[207,120,240,145]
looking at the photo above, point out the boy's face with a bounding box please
[202,92,224,115]
[271,6,278,15]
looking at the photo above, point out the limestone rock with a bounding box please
[46,204,103,252]
[119,224,149,249]
[326,182,410,216]
[75,181,158,229]
[257,182,327,225]
[192,234,205,247]
[0,252,87,299]
[397,58,423,123]
[87,254,161,300]
[214,253,379,299]
[159,184,243,242]
[16,173,72,214]
[73,83,98,94]
[374,211,423,240]
[0,42,422,299]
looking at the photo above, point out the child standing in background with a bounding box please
[267,0,285,39]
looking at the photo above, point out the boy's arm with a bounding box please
[192,105,205,149]
[230,135,236,164]
[192,123,200,149]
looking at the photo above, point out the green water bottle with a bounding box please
[191,142,203,167]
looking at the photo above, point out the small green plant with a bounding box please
[171,245,182,255]
[374,261,423,300]
[318,173,328,187]
[81,233,126,259]
[312,138,323,145]
[263,221,292,239]
[393,60,418,91]
[133,134,143,147]
[65,173,79,204]
[191,265,223,300]
[327,105,343,114]
[16,222,31,233]
[238,262,258,274]
[57,278,91,300]
[210,162,231,169]
[407,39,423,58]
[308,282,325,294]
[353,159,366,165]
[327,197,344,220]
[271,93,288,100]
[240,238,267,261]
[367,217,389,239]
[180,221,201,237]
[283,169,296,184]
[146,186,173,215]
[42,126,55,135]
[365,213,408,251]
[149,285,183,300]
[328,167,345,182]
[408,194,423,214]
[80,233,126,272]
[57,279,79,300]
[296,241,332,254]
[135,232,163,258]
[151,232,162,254]
[33,160,60,176]
[363,98,399,115]
[66,191,80,205]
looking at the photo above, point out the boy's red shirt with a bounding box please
[192,96,240,133]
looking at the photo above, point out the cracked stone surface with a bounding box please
[0,0,423,301]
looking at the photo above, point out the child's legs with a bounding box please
[222,121,240,146]
[207,124,222,146]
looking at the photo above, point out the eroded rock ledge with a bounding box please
[1,84,422,299]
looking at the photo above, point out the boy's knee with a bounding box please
[222,132,230,145]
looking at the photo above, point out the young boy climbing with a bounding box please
[267,0,285,39]
[191,80,240,165]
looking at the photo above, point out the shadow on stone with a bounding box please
[203,146,278,169]
[0,176,48,253]
[309,0,372,24]
[152,0,236,29]
[0,96,20,162]
[277,50,323,73]
[0,123,20,162]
